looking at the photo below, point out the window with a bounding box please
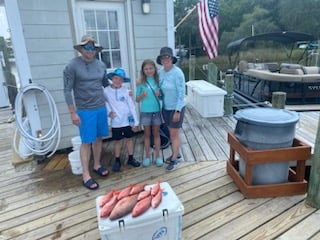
[76,2,128,71]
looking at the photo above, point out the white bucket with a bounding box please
[68,150,83,175]
[71,136,81,151]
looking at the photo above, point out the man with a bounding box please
[63,35,109,190]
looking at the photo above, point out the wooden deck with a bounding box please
[1,105,320,240]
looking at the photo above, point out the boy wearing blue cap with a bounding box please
[103,68,141,172]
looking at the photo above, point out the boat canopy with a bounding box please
[227,31,315,53]
[227,31,317,67]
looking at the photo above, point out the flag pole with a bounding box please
[175,6,196,30]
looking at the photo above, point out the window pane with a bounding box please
[98,31,109,49]
[108,11,118,30]
[96,10,107,29]
[112,51,121,68]
[84,10,96,30]
[110,31,120,49]
[101,51,111,68]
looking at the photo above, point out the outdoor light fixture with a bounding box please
[142,0,151,14]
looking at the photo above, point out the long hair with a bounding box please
[140,59,159,86]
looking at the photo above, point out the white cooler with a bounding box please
[186,80,227,117]
[96,182,184,240]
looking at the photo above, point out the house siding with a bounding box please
[12,0,172,150]
[131,0,169,70]
[16,0,78,149]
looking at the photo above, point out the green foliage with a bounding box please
[174,0,320,57]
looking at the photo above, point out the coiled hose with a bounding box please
[13,83,61,158]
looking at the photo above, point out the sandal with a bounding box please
[93,166,109,177]
[83,178,99,190]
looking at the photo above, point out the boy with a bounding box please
[103,68,141,172]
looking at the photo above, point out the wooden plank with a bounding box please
[182,109,206,161]
[200,195,306,240]
[277,208,320,239]
[240,200,317,239]
[183,197,272,239]
[185,106,218,160]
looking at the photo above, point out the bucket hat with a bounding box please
[73,34,103,52]
[107,68,131,82]
[156,46,178,65]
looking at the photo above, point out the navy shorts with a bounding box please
[112,126,134,140]
[162,107,185,128]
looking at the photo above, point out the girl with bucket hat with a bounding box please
[157,47,186,171]
[63,34,109,190]
[103,68,141,172]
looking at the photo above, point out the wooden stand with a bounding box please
[226,132,311,198]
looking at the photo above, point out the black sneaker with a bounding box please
[112,161,121,172]
[165,153,182,164]
[127,158,141,167]
[166,160,178,171]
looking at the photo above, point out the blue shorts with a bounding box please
[112,126,134,140]
[140,112,162,126]
[77,106,108,144]
[162,107,185,128]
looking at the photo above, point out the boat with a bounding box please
[227,31,320,106]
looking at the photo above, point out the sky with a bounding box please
[0,6,9,39]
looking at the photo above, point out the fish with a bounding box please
[132,195,152,218]
[100,194,118,218]
[130,183,146,195]
[151,188,163,209]
[109,194,138,220]
[99,190,115,207]
[117,184,134,200]
[151,180,161,196]
[137,189,151,201]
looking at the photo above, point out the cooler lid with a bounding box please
[187,80,227,96]
[96,182,184,232]
[234,108,299,126]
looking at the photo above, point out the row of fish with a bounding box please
[99,180,163,220]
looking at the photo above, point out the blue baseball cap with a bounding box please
[107,68,131,82]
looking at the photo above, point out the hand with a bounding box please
[109,112,116,118]
[71,112,81,126]
[142,91,148,97]
[155,89,160,97]
[131,126,138,132]
[172,112,180,122]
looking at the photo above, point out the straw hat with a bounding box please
[73,34,103,52]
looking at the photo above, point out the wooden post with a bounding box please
[189,55,195,81]
[272,92,286,109]
[306,114,320,208]
[224,73,234,116]
[208,62,217,85]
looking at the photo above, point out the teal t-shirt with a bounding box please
[136,77,160,113]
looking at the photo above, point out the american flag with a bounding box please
[197,0,219,59]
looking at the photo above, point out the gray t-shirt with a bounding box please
[63,56,107,110]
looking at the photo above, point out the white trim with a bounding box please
[4,0,31,87]
[4,0,42,137]
[166,1,175,49]
[125,0,136,92]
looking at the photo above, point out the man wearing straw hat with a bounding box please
[63,35,109,190]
